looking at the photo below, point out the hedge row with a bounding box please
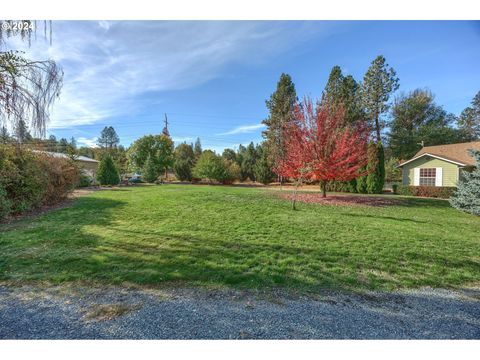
[0,145,80,219]
[396,185,456,199]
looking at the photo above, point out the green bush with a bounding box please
[450,150,480,215]
[0,145,80,219]
[193,151,240,184]
[78,173,92,187]
[392,183,399,194]
[397,185,456,199]
[97,155,120,185]
[173,143,195,181]
[142,154,160,183]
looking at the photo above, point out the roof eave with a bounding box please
[397,153,467,168]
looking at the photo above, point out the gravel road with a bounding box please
[0,285,479,339]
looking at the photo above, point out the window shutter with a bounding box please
[413,168,420,186]
[435,167,443,187]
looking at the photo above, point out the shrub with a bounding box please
[78,173,92,187]
[97,155,120,185]
[0,184,12,219]
[392,183,399,194]
[193,151,240,184]
[0,145,80,219]
[142,154,160,183]
[397,185,456,199]
[450,150,480,215]
[174,143,195,181]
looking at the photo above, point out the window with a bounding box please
[419,168,436,186]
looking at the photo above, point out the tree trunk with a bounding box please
[292,181,300,210]
[321,181,327,198]
[374,111,381,143]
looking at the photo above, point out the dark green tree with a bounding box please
[193,137,202,160]
[457,91,480,141]
[254,143,274,184]
[97,126,119,150]
[366,142,385,194]
[449,150,480,215]
[361,55,400,142]
[262,73,297,174]
[222,148,237,162]
[142,154,160,183]
[174,143,195,181]
[389,89,468,159]
[128,134,174,174]
[241,142,258,181]
[97,155,120,185]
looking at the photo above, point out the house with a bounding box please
[33,150,99,178]
[397,141,480,187]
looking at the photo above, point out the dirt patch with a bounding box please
[83,303,142,321]
[277,193,402,207]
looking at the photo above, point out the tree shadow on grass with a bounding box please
[2,195,479,293]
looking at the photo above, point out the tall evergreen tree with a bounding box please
[361,55,400,142]
[457,91,480,141]
[450,150,480,215]
[366,142,385,194]
[254,143,275,184]
[193,137,202,160]
[241,142,258,181]
[262,73,297,174]
[322,66,364,124]
[97,126,120,150]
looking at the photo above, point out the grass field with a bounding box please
[1,185,479,292]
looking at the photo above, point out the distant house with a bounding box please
[33,150,99,178]
[397,141,480,187]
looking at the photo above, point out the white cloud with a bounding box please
[218,123,265,135]
[77,137,98,148]
[4,21,336,130]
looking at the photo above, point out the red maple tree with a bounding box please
[274,97,370,207]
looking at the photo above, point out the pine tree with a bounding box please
[97,126,119,150]
[254,143,275,184]
[361,55,400,142]
[450,150,480,215]
[194,137,202,160]
[97,155,120,185]
[143,154,160,183]
[262,73,297,174]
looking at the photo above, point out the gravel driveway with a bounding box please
[0,285,479,339]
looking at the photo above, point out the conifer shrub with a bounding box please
[450,150,480,215]
[97,155,120,185]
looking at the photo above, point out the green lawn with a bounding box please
[1,185,479,292]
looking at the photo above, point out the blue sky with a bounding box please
[8,20,480,152]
